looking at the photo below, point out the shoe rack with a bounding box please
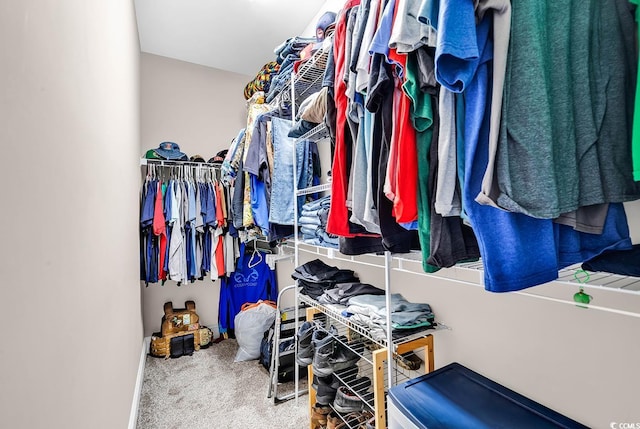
[303,302,435,429]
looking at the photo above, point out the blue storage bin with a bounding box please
[387,362,588,429]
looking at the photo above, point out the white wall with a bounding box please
[0,1,142,428]
[140,53,250,336]
[140,52,251,159]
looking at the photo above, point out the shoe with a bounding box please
[312,327,337,377]
[333,386,364,413]
[327,342,361,373]
[312,374,338,405]
[296,321,316,366]
[311,403,331,428]
[395,351,422,371]
[313,347,334,377]
[343,410,374,428]
[312,326,337,355]
[326,411,341,429]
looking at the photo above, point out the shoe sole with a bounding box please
[296,356,313,366]
[332,402,363,414]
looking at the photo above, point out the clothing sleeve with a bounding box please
[218,277,231,334]
[244,116,265,177]
[434,0,479,92]
[152,181,166,236]
[267,266,278,302]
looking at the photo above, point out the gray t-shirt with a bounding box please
[489,0,639,218]
[389,0,437,53]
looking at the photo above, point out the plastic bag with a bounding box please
[234,300,277,362]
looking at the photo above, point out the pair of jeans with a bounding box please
[300,225,339,249]
[317,228,339,245]
[300,226,319,236]
[302,196,331,211]
[269,117,311,225]
[299,215,322,226]
[302,208,330,225]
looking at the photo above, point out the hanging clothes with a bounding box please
[218,243,277,334]
[139,163,236,286]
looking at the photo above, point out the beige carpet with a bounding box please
[136,339,309,429]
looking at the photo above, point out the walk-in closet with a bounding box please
[2,1,640,428]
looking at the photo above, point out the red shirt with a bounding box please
[327,0,362,237]
[388,47,418,223]
[153,181,167,280]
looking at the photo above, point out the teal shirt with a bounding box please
[403,52,439,273]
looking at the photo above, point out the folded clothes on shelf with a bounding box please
[299,196,337,248]
[317,283,385,305]
[343,293,436,341]
[293,259,360,299]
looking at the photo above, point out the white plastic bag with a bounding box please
[234,300,277,362]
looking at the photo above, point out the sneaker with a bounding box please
[333,386,364,413]
[312,326,337,355]
[365,415,375,429]
[296,321,316,366]
[312,326,338,377]
[313,347,334,377]
[327,342,361,373]
[312,374,338,405]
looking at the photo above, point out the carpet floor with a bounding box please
[136,339,309,429]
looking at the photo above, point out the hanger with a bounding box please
[247,239,263,268]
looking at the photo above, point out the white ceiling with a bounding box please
[134,0,337,77]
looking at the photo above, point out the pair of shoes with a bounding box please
[311,403,331,428]
[333,386,364,413]
[313,333,361,377]
[394,351,423,371]
[296,321,316,366]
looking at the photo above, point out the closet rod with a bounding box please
[140,158,222,168]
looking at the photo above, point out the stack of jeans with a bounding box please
[292,259,359,299]
[299,196,338,248]
[266,36,316,103]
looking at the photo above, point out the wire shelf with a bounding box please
[294,122,331,144]
[296,183,332,196]
[293,49,328,106]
